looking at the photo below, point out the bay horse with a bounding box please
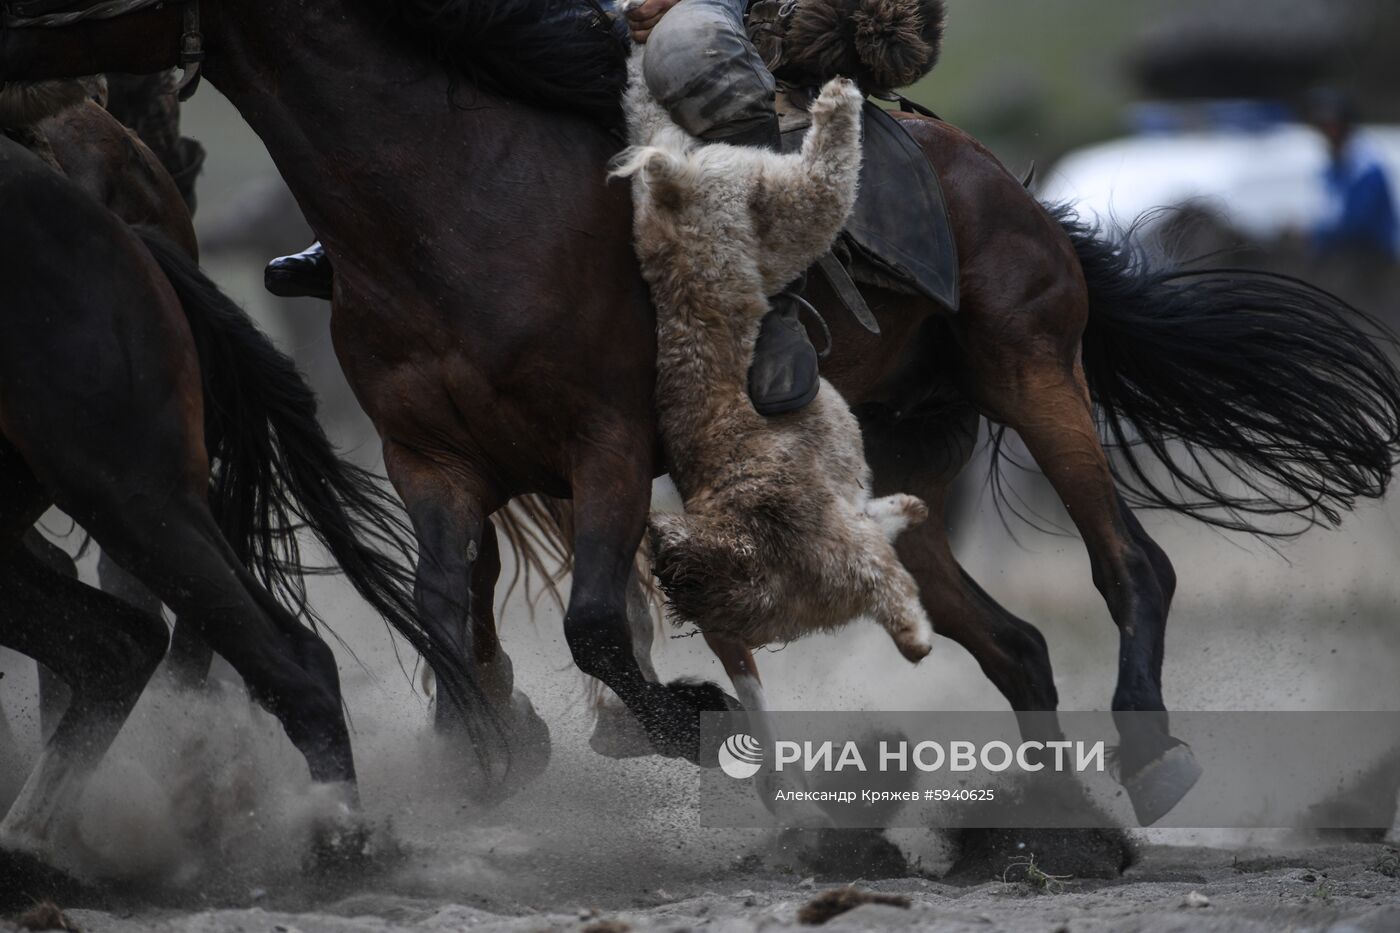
[0,99,439,861]
[7,0,1398,827]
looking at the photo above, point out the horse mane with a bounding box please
[360,0,628,123]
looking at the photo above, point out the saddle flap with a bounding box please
[781,98,959,313]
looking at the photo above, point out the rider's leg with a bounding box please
[643,0,820,416]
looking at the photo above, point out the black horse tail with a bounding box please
[133,228,499,752]
[1052,205,1400,535]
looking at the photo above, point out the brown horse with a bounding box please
[6,0,1398,828]
[0,99,438,865]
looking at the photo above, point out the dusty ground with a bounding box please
[5,841,1398,931]
[5,477,1400,933]
[5,459,1400,933]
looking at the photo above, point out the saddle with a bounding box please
[778,89,959,316]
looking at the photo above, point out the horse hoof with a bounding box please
[642,679,740,765]
[589,700,655,759]
[0,846,91,912]
[771,800,835,831]
[783,828,912,881]
[1124,743,1203,826]
[502,690,552,789]
[439,690,552,802]
[947,827,1134,882]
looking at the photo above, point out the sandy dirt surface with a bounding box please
[5,494,1400,931]
[5,841,1397,931]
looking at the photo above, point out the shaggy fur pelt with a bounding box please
[777,0,945,93]
[612,49,935,662]
[0,76,106,129]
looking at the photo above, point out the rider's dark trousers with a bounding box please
[640,0,777,144]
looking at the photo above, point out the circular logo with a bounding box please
[718,733,764,779]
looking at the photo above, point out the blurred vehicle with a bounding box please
[1039,101,1400,245]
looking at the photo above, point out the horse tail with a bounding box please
[132,227,494,743]
[1054,204,1400,535]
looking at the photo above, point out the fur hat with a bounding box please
[776,0,945,93]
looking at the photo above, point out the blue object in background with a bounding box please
[1313,136,1400,259]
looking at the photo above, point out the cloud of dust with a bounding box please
[2,457,1398,901]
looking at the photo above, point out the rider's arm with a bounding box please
[625,0,683,42]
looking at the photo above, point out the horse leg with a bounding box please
[864,408,1063,725]
[865,407,1138,874]
[466,517,550,782]
[20,530,76,744]
[162,618,215,690]
[703,633,830,828]
[563,447,736,762]
[974,349,1198,825]
[0,683,20,811]
[382,447,549,791]
[0,543,168,859]
[0,452,167,860]
[589,566,662,759]
[97,534,216,691]
[7,434,358,801]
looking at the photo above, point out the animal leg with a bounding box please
[589,566,662,759]
[564,447,737,763]
[20,530,76,744]
[383,446,549,793]
[704,633,831,829]
[0,538,167,861]
[983,362,1196,825]
[864,493,929,542]
[864,408,1064,736]
[751,78,865,290]
[13,440,358,797]
[81,495,358,793]
[94,547,217,691]
[858,539,936,663]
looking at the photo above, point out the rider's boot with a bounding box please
[723,119,822,416]
[749,282,820,415]
[265,241,333,300]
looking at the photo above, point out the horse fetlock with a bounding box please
[273,686,355,785]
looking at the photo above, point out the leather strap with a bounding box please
[872,90,942,122]
[815,252,880,336]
